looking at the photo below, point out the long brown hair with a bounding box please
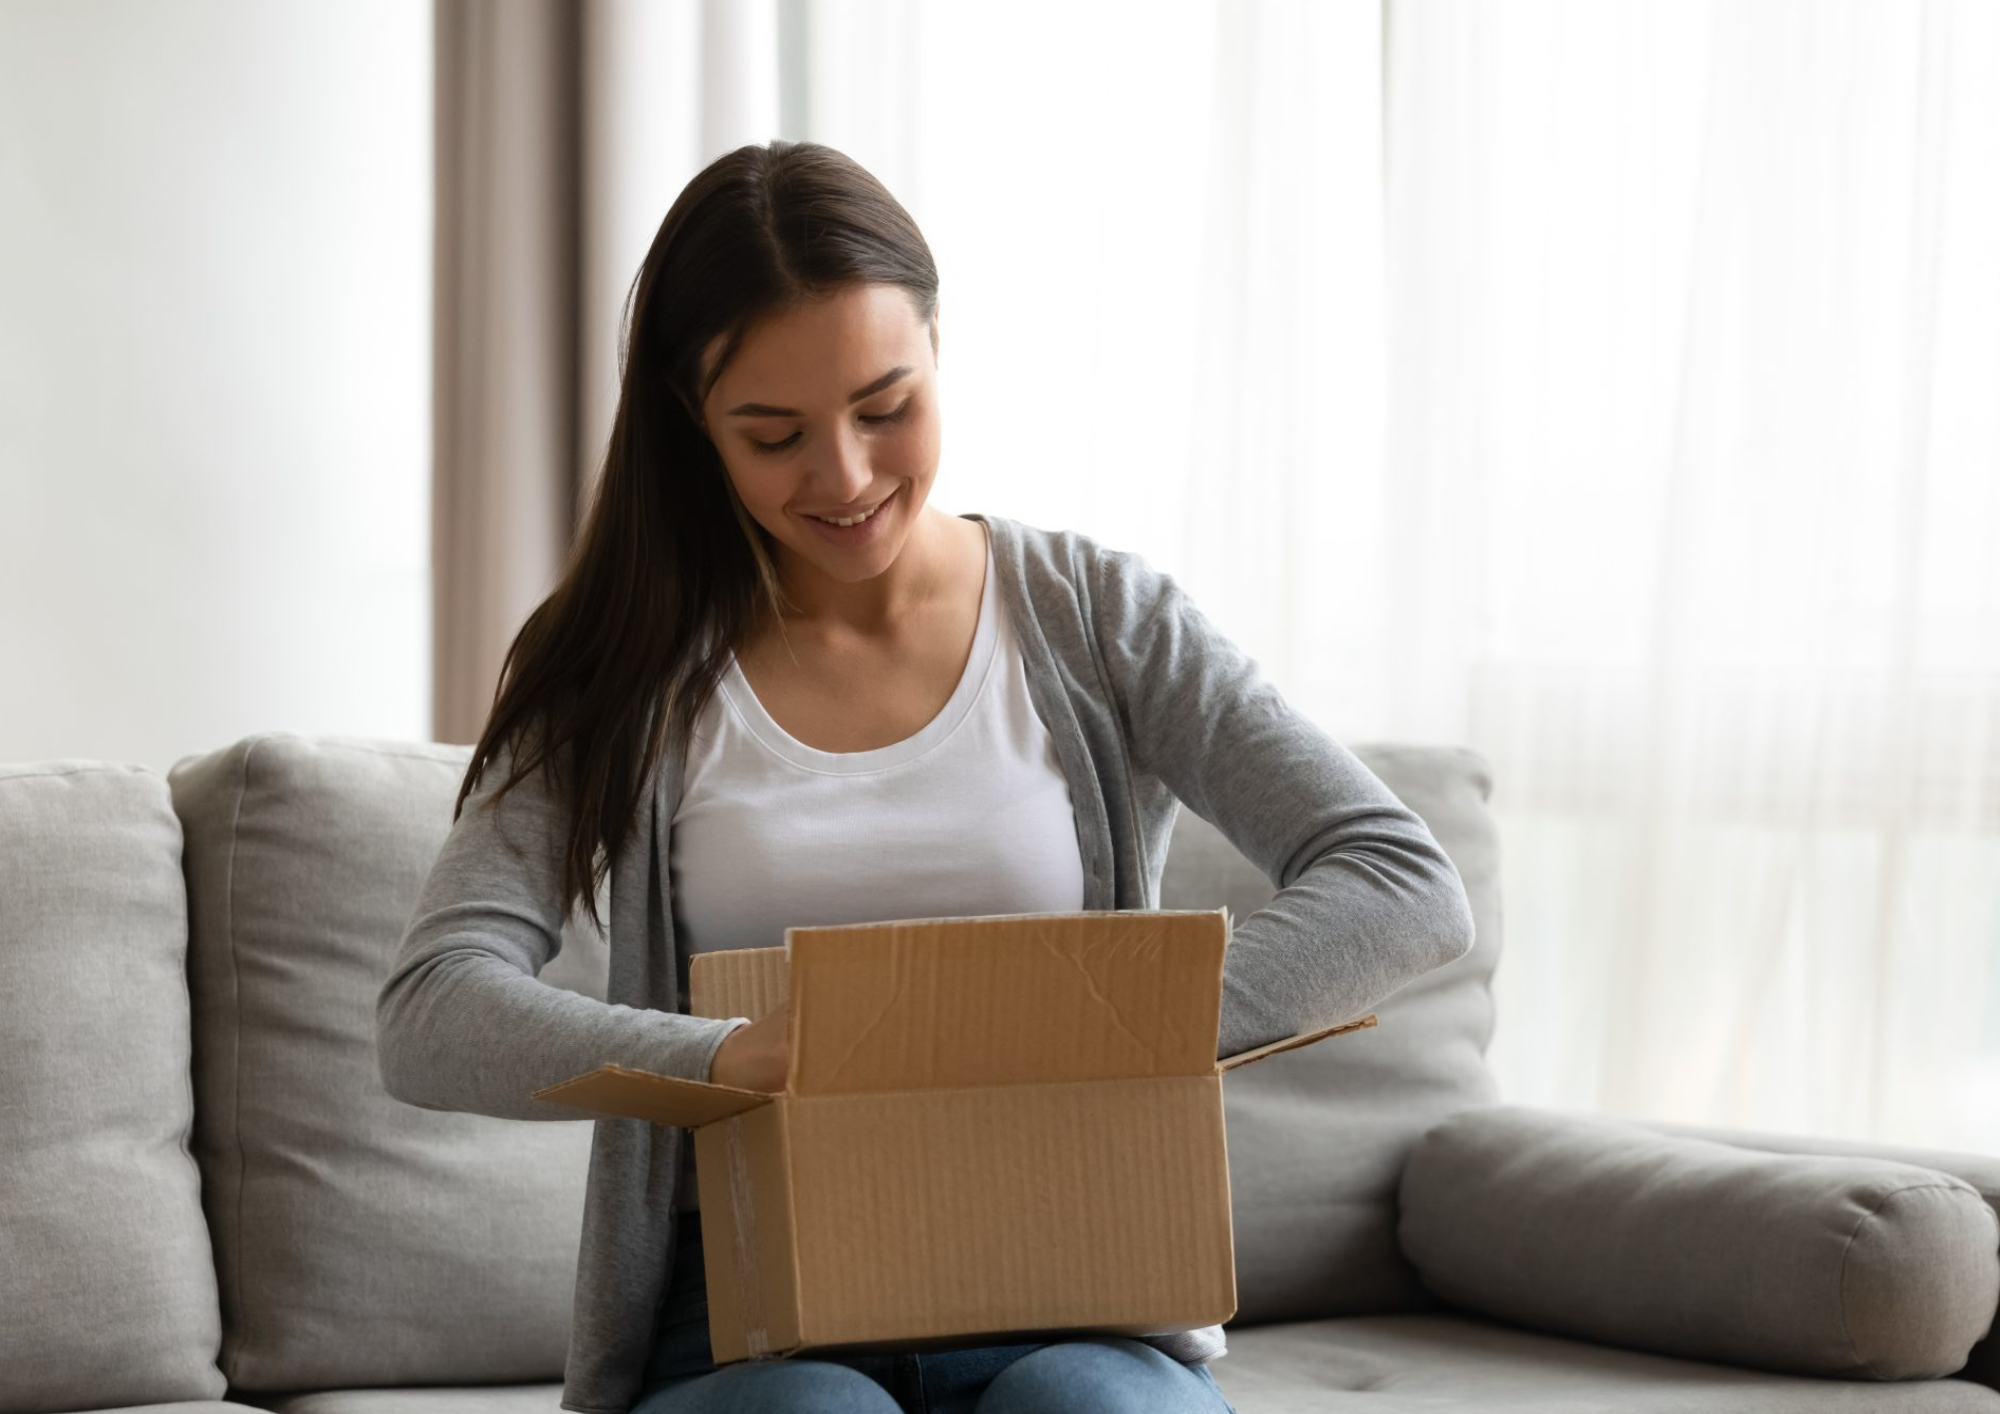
[455,140,941,931]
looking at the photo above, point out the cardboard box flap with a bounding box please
[786,909,1228,1096]
[1217,1014,1378,1072]
[690,944,789,1022]
[532,1063,776,1127]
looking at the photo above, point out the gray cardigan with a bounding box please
[375,511,1477,1414]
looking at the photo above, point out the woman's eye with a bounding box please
[865,397,915,426]
[749,399,912,455]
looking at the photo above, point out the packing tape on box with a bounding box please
[723,1118,770,1357]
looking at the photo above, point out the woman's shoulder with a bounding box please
[968,511,1164,598]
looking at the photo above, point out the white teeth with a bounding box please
[813,499,884,528]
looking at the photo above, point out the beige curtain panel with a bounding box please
[430,0,787,745]
[432,0,583,746]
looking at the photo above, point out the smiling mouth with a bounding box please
[804,488,895,527]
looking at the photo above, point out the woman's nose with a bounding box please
[810,426,873,502]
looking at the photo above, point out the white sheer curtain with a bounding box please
[1381,0,2000,1151]
[583,0,2000,1151]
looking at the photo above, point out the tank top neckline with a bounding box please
[718,526,998,776]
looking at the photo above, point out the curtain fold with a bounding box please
[432,0,580,744]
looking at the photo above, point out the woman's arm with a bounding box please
[1086,542,1476,1060]
[375,736,748,1120]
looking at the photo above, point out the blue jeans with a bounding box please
[632,1212,1240,1414]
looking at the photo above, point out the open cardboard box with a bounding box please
[534,907,1376,1363]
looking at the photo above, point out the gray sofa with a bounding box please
[4,732,1996,1414]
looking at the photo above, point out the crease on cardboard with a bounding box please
[809,943,911,1092]
[723,1118,769,1357]
[1041,923,1160,1066]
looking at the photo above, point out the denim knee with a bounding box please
[630,1355,902,1414]
[973,1337,1234,1414]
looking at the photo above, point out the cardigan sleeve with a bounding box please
[1085,542,1477,1060]
[374,734,749,1120]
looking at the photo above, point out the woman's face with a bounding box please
[697,283,941,593]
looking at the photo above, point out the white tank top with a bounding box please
[668,527,1087,1209]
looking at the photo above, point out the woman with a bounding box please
[376,140,1475,1414]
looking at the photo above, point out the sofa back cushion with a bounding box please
[169,733,609,1392]
[0,762,228,1414]
[1160,742,1501,1323]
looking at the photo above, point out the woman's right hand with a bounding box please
[708,998,790,1092]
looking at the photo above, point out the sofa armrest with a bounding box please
[1623,1113,2000,1392]
[1622,1114,2000,1198]
[1396,1103,1999,1382]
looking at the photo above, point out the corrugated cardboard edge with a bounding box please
[688,948,802,1360]
[692,944,789,1020]
[530,1062,775,1125]
[1217,1014,1377,1071]
[698,1101,802,1362]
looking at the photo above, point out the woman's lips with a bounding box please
[801,484,898,544]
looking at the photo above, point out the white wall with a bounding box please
[0,0,431,774]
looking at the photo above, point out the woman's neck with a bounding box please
[765,506,969,639]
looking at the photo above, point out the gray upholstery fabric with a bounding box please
[1209,1315,2000,1413]
[0,762,228,1413]
[1629,1114,2000,1393]
[1397,1104,2000,1380]
[245,1390,563,1414]
[1162,742,1500,1323]
[167,735,609,1393]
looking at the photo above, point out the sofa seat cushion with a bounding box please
[239,1387,563,1414]
[1211,1315,2000,1413]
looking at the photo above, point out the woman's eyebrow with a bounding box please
[726,366,912,418]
